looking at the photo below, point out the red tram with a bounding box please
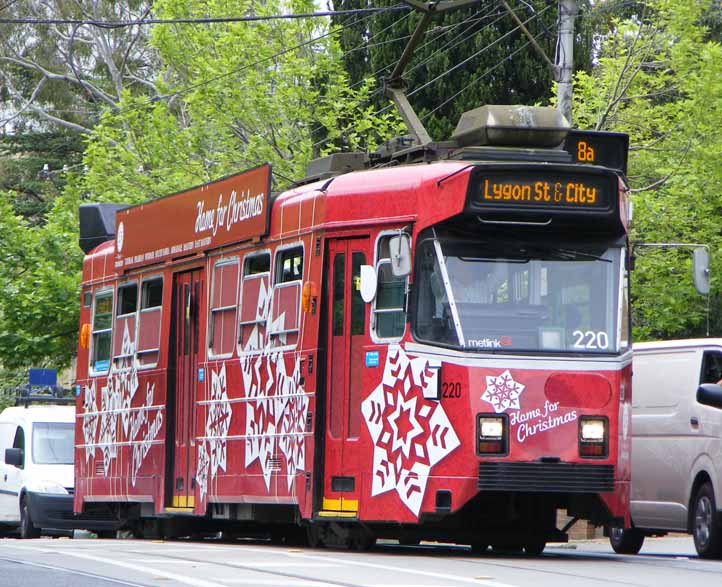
[74,106,631,552]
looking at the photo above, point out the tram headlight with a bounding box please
[579,416,608,458]
[477,414,508,455]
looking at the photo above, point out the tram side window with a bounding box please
[137,277,163,367]
[210,258,240,357]
[270,246,303,347]
[239,252,271,351]
[91,290,113,372]
[114,283,138,362]
[372,236,408,339]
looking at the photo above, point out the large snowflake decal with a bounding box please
[482,369,525,413]
[239,279,308,492]
[362,346,460,517]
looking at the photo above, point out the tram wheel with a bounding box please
[306,524,325,549]
[350,527,376,551]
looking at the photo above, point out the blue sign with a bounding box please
[365,351,380,368]
[29,368,57,386]
[75,385,81,397]
[198,367,205,382]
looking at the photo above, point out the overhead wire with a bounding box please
[311,1,554,154]
[0,6,413,28]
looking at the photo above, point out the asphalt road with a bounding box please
[0,535,719,587]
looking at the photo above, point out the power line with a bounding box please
[0,7,412,29]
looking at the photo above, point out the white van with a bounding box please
[609,339,722,558]
[0,404,76,537]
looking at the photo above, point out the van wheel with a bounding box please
[609,526,644,554]
[692,482,722,559]
[20,498,41,539]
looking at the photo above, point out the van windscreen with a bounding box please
[32,422,74,465]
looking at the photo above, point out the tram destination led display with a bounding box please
[470,169,615,211]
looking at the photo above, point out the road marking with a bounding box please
[4,545,230,587]
[214,580,329,586]
[227,561,342,568]
[236,548,519,587]
[133,558,207,564]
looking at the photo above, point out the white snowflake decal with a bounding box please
[196,364,232,500]
[207,364,232,476]
[361,346,460,517]
[482,369,525,413]
[81,381,98,464]
[196,442,210,501]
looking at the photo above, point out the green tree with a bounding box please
[574,0,722,340]
[0,1,405,370]
[332,0,585,140]
[0,131,84,224]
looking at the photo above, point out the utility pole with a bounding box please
[556,0,577,124]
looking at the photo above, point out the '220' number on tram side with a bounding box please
[441,381,462,398]
[572,330,609,350]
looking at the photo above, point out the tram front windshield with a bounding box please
[414,238,627,354]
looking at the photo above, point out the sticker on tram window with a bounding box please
[572,330,609,350]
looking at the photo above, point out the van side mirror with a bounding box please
[697,383,722,410]
[5,447,23,467]
[693,247,710,295]
[389,234,412,277]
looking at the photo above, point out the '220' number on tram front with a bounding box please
[572,330,609,350]
[441,381,462,398]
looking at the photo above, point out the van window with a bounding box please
[12,426,25,468]
[700,351,722,384]
[32,422,74,465]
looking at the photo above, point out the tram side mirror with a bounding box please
[359,265,377,303]
[389,234,412,277]
[693,247,710,295]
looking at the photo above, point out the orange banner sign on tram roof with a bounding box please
[114,164,272,271]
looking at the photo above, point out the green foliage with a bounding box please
[0,189,82,369]
[76,0,404,205]
[332,0,580,140]
[0,132,84,224]
[574,0,722,340]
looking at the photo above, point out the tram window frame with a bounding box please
[113,282,138,363]
[90,288,114,374]
[371,233,408,342]
[238,251,271,354]
[269,244,304,349]
[136,276,163,368]
[209,257,241,359]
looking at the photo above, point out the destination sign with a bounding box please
[563,129,629,175]
[470,169,615,211]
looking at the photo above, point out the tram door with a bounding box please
[322,238,369,513]
[167,268,205,508]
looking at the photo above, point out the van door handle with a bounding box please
[691,416,699,427]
